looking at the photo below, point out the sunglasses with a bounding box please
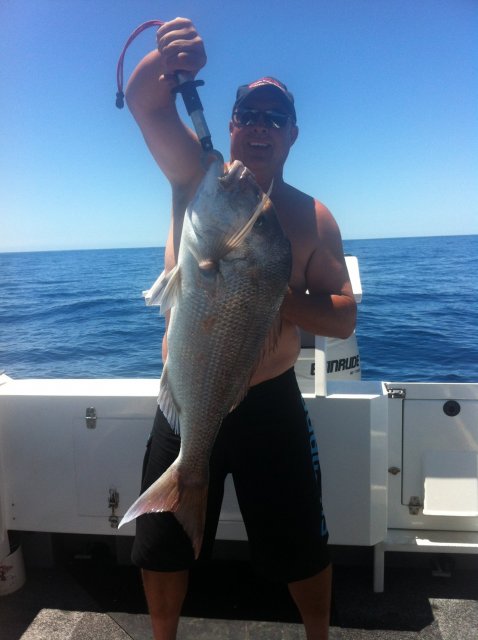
[232,108,292,129]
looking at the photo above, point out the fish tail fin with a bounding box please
[119,462,208,559]
[118,463,181,526]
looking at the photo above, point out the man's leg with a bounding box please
[288,563,332,640]
[142,568,189,640]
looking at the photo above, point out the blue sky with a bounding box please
[1,1,476,252]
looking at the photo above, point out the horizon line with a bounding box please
[1,232,476,255]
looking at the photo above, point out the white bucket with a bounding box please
[0,544,26,596]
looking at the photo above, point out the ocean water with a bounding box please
[0,235,477,383]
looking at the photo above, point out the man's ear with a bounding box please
[289,124,299,146]
[229,120,234,134]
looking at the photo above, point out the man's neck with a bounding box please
[254,168,285,195]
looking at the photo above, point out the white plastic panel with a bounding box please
[73,417,151,517]
[402,398,478,508]
[305,383,388,546]
[344,255,362,303]
[0,381,157,536]
[387,382,478,531]
[423,451,478,516]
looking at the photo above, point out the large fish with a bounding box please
[119,157,291,557]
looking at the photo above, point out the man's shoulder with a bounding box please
[278,183,345,261]
[280,183,334,224]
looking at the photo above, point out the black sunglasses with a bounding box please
[232,108,292,129]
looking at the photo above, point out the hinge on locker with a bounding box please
[386,387,406,399]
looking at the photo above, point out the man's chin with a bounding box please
[241,152,272,172]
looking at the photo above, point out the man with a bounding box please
[125,17,356,640]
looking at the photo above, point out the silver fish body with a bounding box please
[120,158,291,556]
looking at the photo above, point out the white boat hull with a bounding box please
[1,369,478,593]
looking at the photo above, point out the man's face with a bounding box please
[229,88,298,178]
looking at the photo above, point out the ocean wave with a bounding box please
[1,238,477,382]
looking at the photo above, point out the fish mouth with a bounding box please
[219,160,257,189]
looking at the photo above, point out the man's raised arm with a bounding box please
[125,18,207,194]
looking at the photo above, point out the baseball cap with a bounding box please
[232,77,296,123]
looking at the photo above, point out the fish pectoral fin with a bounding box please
[190,191,271,268]
[143,265,181,312]
[222,191,270,253]
[187,238,222,274]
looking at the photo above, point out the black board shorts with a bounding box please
[131,367,330,583]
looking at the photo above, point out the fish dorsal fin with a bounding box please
[263,310,284,355]
[250,312,285,380]
[227,309,284,415]
[143,265,182,312]
[157,364,181,435]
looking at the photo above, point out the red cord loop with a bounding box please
[116,20,164,108]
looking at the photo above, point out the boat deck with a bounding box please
[1,540,477,639]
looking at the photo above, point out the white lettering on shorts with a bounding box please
[301,398,328,538]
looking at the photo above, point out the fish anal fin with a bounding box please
[158,364,181,435]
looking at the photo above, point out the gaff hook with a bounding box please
[116,20,216,155]
[115,20,164,109]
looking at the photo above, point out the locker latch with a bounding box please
[108,488,119,528]
[408,496,422,515]
[85,407,97,429]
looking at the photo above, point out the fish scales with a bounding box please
[120,158,291,557]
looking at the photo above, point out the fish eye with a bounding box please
[254,216,266,228]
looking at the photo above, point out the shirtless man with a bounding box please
[125,17,356,640]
